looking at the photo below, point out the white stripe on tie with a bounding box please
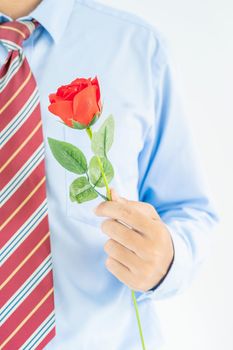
[22,20,36,35]
[0,39,22,51]
[0,88,39,147]
[0,54,25,92]
[20,312,56,350]
[0,55,21,86]
[1,145,44,205]
[0,200,48,264]
[0,256,52,323]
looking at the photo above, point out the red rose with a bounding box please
[48,76,102,128]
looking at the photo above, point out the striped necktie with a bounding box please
[0,20,56,349]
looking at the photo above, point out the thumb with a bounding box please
[110,187,159,220]
[110,187,121,202]
[110,188,135,206]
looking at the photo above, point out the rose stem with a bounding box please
[86,125,147,350]
[131,290,146,350]
[86,126,111,201]
[93,188,108,201]
[86,169,108,200]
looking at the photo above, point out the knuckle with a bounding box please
[144,202,155,213]
[138,202,156,217]
[120,205,133,219]
[144,202,160,219]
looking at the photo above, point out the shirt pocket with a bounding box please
[63,105,146,227]
[63,127,106,227]
[65,169,107,227]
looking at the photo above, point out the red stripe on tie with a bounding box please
[0,216,49,285]
[35,327,56,350]
[0,235,51,306]
[1,271,53,339]
[0,50,18,78]
[0,73,35,131]
[1,126,43,188]
[0,56,29,102]
[1,102,40,157]
[0,217,49,283]
[1,286,55,350]
[0,29,22,45]
[1,160,45,222]
[0,181,46,247]
[0,21,31,42]
[0,19,56,348]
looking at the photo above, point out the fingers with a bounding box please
[105,257,135,289]
[101,218,146,258]
[95,200,158,238]
[104,239,142,273]
[100,189,173,292]
[110,187,159,220]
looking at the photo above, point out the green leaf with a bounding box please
[91,115,114,157]
[48,137,87,174]
[89,156,114,188]
[69,176,98,203]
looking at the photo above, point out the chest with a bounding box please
[0,33,153,226]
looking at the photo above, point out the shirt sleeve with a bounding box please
[134,30,219,303]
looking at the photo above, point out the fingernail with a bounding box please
[110,187,119,201]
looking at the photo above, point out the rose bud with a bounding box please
[48,76,102,129]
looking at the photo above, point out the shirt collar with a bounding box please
[0,0,75,43]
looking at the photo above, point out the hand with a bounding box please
[94,188,174,292]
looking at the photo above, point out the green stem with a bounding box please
[96,156,111,200]
[86,125,146,350]
[86,126,92,139]
[92,187,108,201]
[86,127,111,200]
[131,290,146,350]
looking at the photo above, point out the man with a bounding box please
[0,0,218,349]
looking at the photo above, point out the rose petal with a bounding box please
[48,101,74,126]
[49,93,64,103]
[91,76,101,104]
[70,78,90,94]
[73,85,100,126]
[70,78,89,86]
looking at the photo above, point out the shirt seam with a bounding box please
[75,0,159,36]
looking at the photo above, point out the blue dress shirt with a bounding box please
[0,0,218,349]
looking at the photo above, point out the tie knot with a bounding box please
[0,19,40,51]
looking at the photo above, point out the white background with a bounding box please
[100,1,233,349]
